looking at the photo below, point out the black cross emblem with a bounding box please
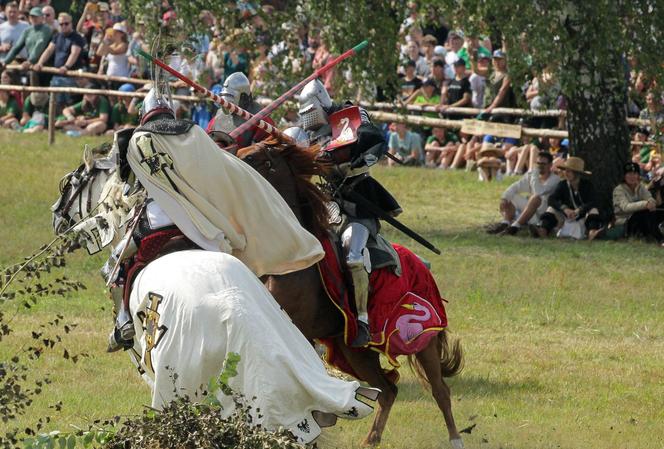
[297,419,310,433]
[141,152,174,175]
[343,406,359,418]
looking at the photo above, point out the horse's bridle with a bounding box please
[52,164,99,233]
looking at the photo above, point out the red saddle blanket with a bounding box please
[317,237,447,379]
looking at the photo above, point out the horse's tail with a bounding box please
[408,330,463,389]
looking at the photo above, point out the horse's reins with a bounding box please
[57,168,98,225]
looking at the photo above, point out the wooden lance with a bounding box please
[136,49,292,142]
[230,40,369,139]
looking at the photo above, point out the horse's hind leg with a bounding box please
[335,337,397,447]
[415,336,462,447]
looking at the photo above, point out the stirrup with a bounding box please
[356,386,381,402]
[107,322,135,353]
[350,321,371,348]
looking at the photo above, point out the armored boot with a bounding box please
[107,286,135,352]
[349,261,371,348]
[341,222,373,348]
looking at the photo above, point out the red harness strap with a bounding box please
[121,228,188,308]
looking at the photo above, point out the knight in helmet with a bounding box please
[297,79,403,348]
[206,72,274,150]
[104,70,323,351]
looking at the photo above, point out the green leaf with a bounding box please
[67,435,76,449]
[81,433,93,448]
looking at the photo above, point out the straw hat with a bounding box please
[478,142,504,158]
[560,156,591,175]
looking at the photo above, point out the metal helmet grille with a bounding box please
[300,103,328,131]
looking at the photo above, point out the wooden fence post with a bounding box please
[48,92,56,146]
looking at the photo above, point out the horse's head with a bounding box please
[51,142,140,254]
[237,138,332,237]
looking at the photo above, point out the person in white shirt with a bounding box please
[0,2,29,60]
[487,151,560,235]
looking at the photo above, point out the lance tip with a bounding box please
[353,40,369,53]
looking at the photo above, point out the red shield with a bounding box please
[325,106,362,151]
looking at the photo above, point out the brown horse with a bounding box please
[237,138,464,448]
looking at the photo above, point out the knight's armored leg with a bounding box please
[107,285,135,352]
[341,222,372,348]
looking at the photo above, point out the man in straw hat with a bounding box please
[534,156,604,240]
[613,161,664,245]
[476,142,504,181]
[486,151,560,235]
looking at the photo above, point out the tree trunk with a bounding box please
[566,57,630,219]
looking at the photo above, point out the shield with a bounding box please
[325,106,362,152]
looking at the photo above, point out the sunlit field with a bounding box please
[1,130,663,449]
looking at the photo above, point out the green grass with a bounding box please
[1,130,664,449]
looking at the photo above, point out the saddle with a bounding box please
[316,234,448,380]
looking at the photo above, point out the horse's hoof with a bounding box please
[361,432,381,447]
[450,437,464,449]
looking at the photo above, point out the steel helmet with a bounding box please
[283,126,310,147]
[220,72,252,109]
[298,79,332,131]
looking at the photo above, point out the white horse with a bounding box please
[51,144,380,444]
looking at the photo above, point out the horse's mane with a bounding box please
[257,138,332,237]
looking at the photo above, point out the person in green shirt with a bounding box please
[425,126,460,169]
[0,89,21,129]
[407,78,441,140]
[110,83,140,132]
[56,82,110,136]
[0,7,52,72]
[19,91,49,132]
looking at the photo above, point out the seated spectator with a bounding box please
[442,124,478,170]
[443,30,464,65]
[486,151,560,235]
[55,82,110,136]
[645,150,662,180]
[0,2,29,61]
[613,161,664,246]
[534,157,604,240]
[388,122,423,166]
[32,12,85,107]
[109,1,125,24]
[482,50,517,118]
[0,68,22,108]
[639,91,664,140]
[468,48,491,108]
[398,60,422,101]
[41,5,58,33]
[0,87,20,128]
[77,1,113,71]
[429,58,446,91]
[420,34,438,73]
[524,67,560,129]
[631,128,652,170]
[109,83,139,132]
[425,126,459,168]
[403,40,429,79]
[97,22,130,80]
[476,142,504,181]
[127,19,148,78]
[438,58,471,119]
[0,6,52,84]
[407,77,440,138]
[19,90,47,132]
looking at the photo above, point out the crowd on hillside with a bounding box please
[0,0,662,244]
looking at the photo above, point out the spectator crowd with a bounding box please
[0,0,662,244]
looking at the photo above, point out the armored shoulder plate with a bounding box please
[136,119,195,136]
